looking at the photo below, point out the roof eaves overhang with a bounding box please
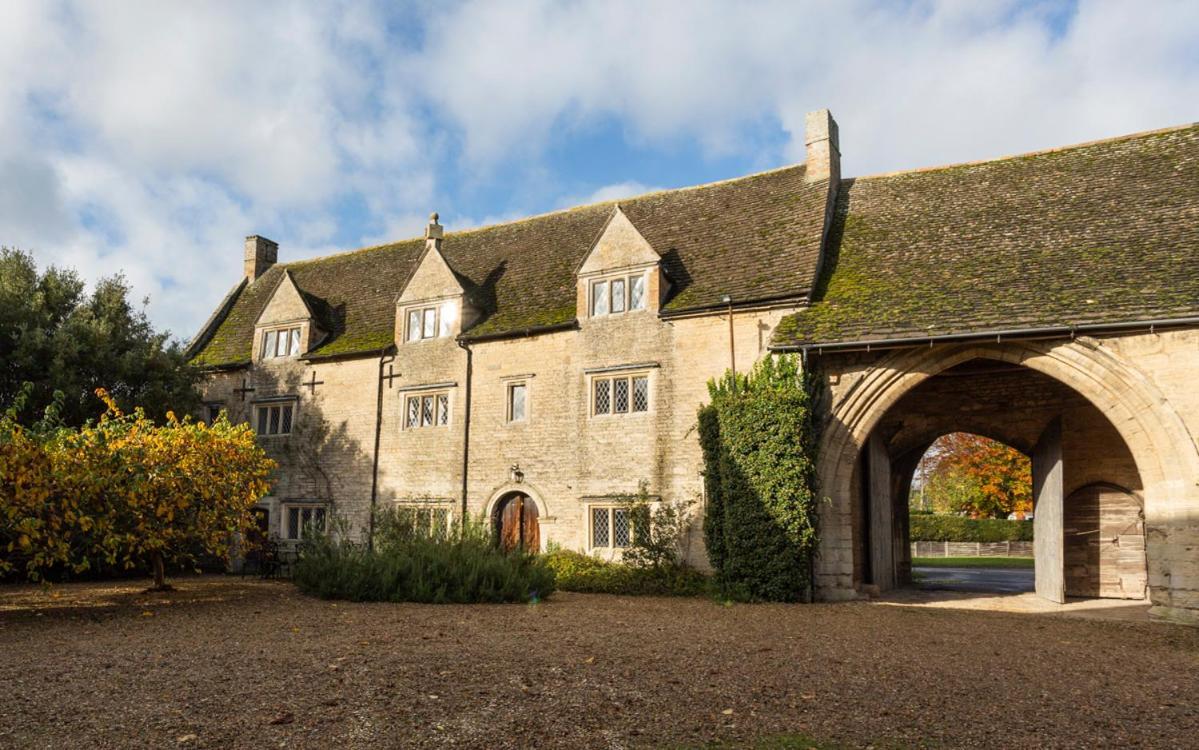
[659,292,810,320]
[458,320,579,344]
[771,315,1199,355]
[302,344,396,364]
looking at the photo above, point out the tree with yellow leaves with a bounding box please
[1,388,275,589]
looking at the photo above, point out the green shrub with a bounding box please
[699,355,819,602]
[620,484,695,571]
[909,514,1033,542]
[293,514,555,603]
[543,549,710,596]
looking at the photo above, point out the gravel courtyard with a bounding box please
[1,577,1196,749]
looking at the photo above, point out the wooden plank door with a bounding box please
[497,494,540,552]
[520,497,540,552]
[1033,417,1065,603]
[499,497,522,551]
[1064,484,1147,599]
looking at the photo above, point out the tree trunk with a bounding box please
[148,552,174,592]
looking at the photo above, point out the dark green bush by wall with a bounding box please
[698,355,819,602]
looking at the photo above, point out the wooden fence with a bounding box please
[911,541,1034,558]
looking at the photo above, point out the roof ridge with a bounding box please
[851,121,1199,182]
[282,162,808,269]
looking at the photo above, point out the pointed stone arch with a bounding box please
[814,338,1199,622]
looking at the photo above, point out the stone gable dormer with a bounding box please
[396,213,480,344]
[252,270,325,362]
[575,205,667,321]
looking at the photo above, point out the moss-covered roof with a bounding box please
[190,164,831,366]
[773,124,1199,348]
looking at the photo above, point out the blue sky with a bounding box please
[1,0,1197,339]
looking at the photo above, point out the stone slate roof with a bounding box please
[190,164,830,367]
[773,124,1199,348]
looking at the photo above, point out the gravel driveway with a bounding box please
[1,576,1195,749]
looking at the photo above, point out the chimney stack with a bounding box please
[425,212,444,250]
[244,235,278,282]
[804,109,840,183]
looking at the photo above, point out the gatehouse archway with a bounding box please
[813,339,1199,615]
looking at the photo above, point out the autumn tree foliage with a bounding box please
[0,388,275,588]
[915,432,1032,519]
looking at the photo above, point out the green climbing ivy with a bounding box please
[698,354,820,602]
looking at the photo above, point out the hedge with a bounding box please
[542,549,710,596]
[293,513,555,603]
[698,355,819,602]
[909,514,1033,542]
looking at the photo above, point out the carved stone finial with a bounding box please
[425,211,444,241]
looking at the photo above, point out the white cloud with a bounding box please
[1,0,1196,341]
[0,0,435,339]
[575,182,666,205]
[420,0,1199,175]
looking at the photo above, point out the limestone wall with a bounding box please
[201,304,799,564]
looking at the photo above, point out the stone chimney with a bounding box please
[244,235,278,283]
[804,109,840,183]
[425,212,444,251]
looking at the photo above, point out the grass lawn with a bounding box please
[913,555,1034,568]
[0,575,1193,749]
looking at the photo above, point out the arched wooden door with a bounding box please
[1064,483,1146,599]
[494,493,540,552]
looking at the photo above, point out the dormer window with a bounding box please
[405,301,458,342]
[590,273,646,318]
[262,327,301,360]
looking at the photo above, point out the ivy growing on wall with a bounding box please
[698,354,819,602]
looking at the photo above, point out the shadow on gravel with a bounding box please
[0,575,289,622]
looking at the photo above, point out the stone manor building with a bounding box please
[189,111,1199,625]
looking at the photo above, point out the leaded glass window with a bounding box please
[588,273,647,317]
[261,326,303,360]
[629,275,646,310]
[407,310,422,342]
[632,376,649,412]
[613,377,629,413]
[405,304,450,342]
[591,280,609,316]
[284,505,326,540]
[255,402,295,436]
[592,374,649,416]
[405,392,450,429]
[611,278,626,313]
[422,308,436,339]
[590,506,632,549]
[594,378,611,415]
[613,508,631,547]
[591,506,610,547]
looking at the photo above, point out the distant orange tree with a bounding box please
[0,388,275,588]
[918,432,1031,519]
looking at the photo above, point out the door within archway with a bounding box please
[1064,483,1146,599]
[493,493,540,552]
